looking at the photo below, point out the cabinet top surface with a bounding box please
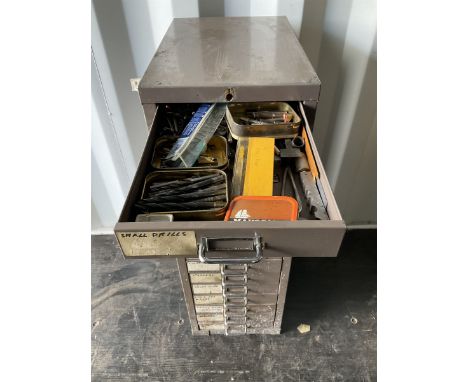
[139,17,320,102]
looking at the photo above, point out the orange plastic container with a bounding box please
[224,196,298,221]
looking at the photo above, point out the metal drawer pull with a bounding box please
[223,286,248,298]
[198,235,263,264]
[221,264,249,275]
[225,296,248,305]
[225,315,247,324]
[221,276,247,287]
[226,306,247,315]
[224,264,249,271]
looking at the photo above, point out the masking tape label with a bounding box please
[117,231,196,257]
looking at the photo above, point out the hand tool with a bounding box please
[301,128,319,178]
[294,153,328,220]
[281,167,303,213]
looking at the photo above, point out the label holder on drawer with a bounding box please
[117,231,196,257]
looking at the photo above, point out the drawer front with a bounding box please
[189,272,222,284]
[197,313,224,323]
[188,259,281,294]
[187,258,283,332]
[194,294,224,305]
[194,305,223,314]
[197,306,276,330]
[242,260,282,294]
[227,305,276,327]
[198,322,225,331]
[223,293,278,305]
[194,304,277,314]
[115,103,345,259]
[191,284,222,294]
[191,291,279,304]
[248,259,282,270]
[186,262,220,272]
[246,309,276,329]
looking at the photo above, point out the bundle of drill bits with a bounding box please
[158,104,199,137]
[135,173,227,212]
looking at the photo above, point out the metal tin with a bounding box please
[225,196,299,221]
[151,135,228,170]
[226,102,301,138]
[140,169,229,220]
[135,213,174,222]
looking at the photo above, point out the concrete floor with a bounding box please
[92,230,376,381]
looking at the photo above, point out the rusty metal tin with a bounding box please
[141,169,229,221]
[226,102,301,139]
[151,135,229,170]
[135,213,174,222]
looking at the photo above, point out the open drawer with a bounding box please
[114,102,345,259]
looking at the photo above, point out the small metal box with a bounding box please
[114,17,345,335]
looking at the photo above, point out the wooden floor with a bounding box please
[92,230,376,382]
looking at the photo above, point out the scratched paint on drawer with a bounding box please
[192,284,222,294]
[194,295,223,305]
[189,272,222,283]
[116,231,196,257]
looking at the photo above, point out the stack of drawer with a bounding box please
[185,258,286,335]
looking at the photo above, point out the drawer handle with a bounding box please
[198,234,263,264]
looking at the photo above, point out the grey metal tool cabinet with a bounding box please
[114,16,345,335]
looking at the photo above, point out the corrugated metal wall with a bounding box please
[91,0,376,232]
